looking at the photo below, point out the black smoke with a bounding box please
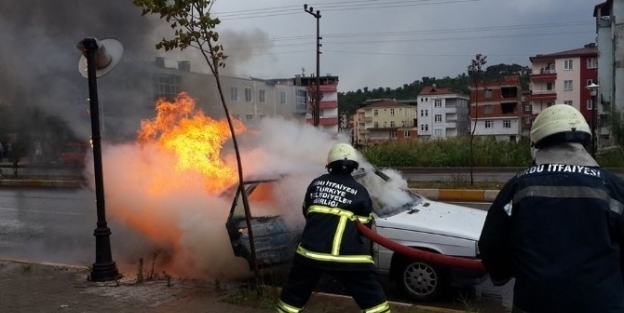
[0,0,167,144]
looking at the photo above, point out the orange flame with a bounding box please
[138,92,245,192]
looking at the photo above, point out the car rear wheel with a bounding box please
[396,257,447,301]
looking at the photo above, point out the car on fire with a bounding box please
[224,168,488,301]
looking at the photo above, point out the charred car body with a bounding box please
[225,168,487,301]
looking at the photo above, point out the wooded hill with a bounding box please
[338,63,530,115]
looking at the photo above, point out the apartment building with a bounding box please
[469,75,530,142]
[149,57,311,130]
[594,1,622,147]
[352,100,417,145]
[417,85,470,140]
[295,75,340,134]
[529,44,598,121]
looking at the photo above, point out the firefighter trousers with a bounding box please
[276,261,391,313]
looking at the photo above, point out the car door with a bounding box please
[225,179,301,270]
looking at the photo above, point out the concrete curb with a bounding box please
[0,179,84,188]
[0,257,89,270]
[0,179,500,202]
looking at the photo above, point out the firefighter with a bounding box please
[276,143,391,313]
[478,104,624,313]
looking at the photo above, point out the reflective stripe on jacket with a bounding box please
[479,164,624,313]
[297,172,374,266]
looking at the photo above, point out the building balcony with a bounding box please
[531,69,557,82]
[319,100,338,109]
[306,117,339,126]
[531,91,557,102]
[445,107,457,114]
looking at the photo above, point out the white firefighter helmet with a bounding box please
[530,104,591,148]
[327,143,359,168]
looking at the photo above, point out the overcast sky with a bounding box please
[208,0,597,92]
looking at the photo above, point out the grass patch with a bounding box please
[221,285,279,310]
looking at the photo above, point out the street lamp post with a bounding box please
[587,82,600,158]
[76,37,124,282]
[304,4,321,127]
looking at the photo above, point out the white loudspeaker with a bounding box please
[77,38,124,78]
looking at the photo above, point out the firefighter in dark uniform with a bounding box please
[479,104,624,313]
[276,143,391,313]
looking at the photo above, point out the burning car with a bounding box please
[224,168,488,301]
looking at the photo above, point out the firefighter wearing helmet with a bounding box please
[479,104,624,313]
[277,143,391,313]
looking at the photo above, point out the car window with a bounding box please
[354,169,422,218]
[230,181,278,219]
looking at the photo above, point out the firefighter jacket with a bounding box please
[479,160,624,313]
[296,172,375,270]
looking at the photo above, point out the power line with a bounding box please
[215,0,479,20]
[216,20,593,46]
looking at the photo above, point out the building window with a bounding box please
[434,129,442,136]
[564,80,573,91]
[404,130,410,138]
[245,88,252,102]
[525,116,531,124]
[425,124,429,131]
[374,122,379,128]
[546,82,553,90]
[485,89,492,98]
[390,130,397,138]
[374,109,379,117]
[420,124,424,131]
[425,110,429,117]
[547,102,554,107]
[524,105,531,112]
[485,120,492,128]
[587,79,596,87]
[153,74,181,100]
[587,99,595,110]
[259,89,266,103]
[280,91,286,104]
[390,108,395,116]
[564,59,573,70]
[246,114,254,120]
[484,105,492,114]
[434,99,442,108]
[420,110,424,117]
[434,114,442,122]
[230,87,238,101]
[587,58,598,69]
[390,121,395,128]
[503,120,511,128]
[564,100,573,106]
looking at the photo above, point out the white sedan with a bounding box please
[224,168,488,301]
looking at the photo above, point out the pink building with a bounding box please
[529,44,598,122]
[295,75,339,134]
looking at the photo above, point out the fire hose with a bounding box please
[356,222,487,274]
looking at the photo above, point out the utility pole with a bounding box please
[304,4,321,127]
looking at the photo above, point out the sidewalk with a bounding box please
[0,258,465,313]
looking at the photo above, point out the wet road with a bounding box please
[0,188,513,312]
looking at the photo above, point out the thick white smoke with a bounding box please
[89,116,410,280]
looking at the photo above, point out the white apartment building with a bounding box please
[417,85,470,140]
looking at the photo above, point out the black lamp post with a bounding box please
[304,4,322,127]
[587,82,599,158]
[76,37,124,282]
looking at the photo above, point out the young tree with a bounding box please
[467,54,487,185]
[132,0,260,283]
